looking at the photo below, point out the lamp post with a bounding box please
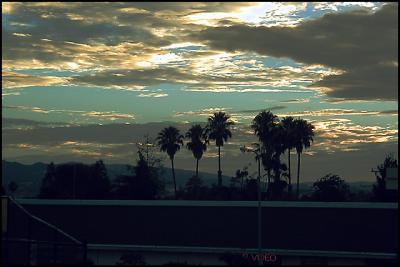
[241,144,262,265]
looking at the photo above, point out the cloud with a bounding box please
[378,110,398,115]
[190,3,398,101]
[276,108,398,118]
[70,68,193,89]
[137,92,168,98]
[2,71,68,89]
[236,105,286,113]
[311,119,398,152]
[2,121,192,146]
[173,107,232,117]
[2,105,135,122]
[2,2,253,71]
[3,2,341,94]
[310,64,398,101]
[68,55,324,91]
[281,98,311,103]
[83,111,135,120]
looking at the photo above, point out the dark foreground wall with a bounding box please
[16,200,398,254]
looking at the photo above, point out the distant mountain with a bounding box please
[2,160,374,198]
[2,160,47,197]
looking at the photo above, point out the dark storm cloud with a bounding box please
[190,3,398,101]
[2,3,169,46]
[311,64,398,100]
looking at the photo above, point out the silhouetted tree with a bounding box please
[293,118,314,198]
[312,174,350,201]
[268,179,288,200]
[268,155,288,200]
[230,167,249,192]
[136,134,162,168]
[184,175,208,200]
[112,152,164,199]
[39,162,56,198]
[157,126,183,198]
[269,124,288,185]
[251,110,279,192]
[112,175,133,199]
[206,112,234,187]
[185,124,207,179]
[88,160,111,199]
[372,154,398,202]
[244,178,258,200]
[281,116,296,196]
[38,161,111,199]
[8,181,18,197]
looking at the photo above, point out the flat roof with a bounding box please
[12,198,398,255]
[15,198,398,209]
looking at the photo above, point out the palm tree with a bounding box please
[281,116,296,196]
[293,118,315,198]
[185,124,207,178]
[157,126,184,198]
[251,110,279,191]
[251,110,278,144]
[206,112,234,187]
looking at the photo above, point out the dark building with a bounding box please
[2,197,398,265]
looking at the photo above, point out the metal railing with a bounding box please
[2,196,87,265]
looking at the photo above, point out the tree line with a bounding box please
[4,110,392,202]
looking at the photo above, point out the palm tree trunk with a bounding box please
[218,145,222,187]
[296,152,300,199]
[288,149,291,196]
[196,158,199,178]
[171,158,177,199]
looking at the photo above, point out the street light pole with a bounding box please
[241,144,262,265]
[257,153,262,265]
[73,164,76,199]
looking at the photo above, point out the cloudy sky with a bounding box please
[2,2,398,182]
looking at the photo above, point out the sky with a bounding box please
[2,2,398,182]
